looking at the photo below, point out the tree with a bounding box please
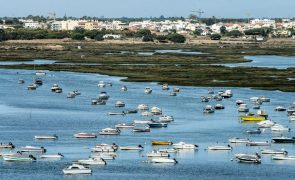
[154,35,167,41]
[95,34,104,41]
[167,33,186,43]
[142,35,153,42]
[136,29,151,37]
[0,29,5,41]
[220,26,227,35]
[226,30,243,38]
[210,33,221,40]
[71,33,84,40]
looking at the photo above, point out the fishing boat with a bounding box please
[272,155,295,160]
[34,134,58,140]
[271,124,290,131]
[0,142,15,149]
[207,145,232,151]
[3,155,37,162]
[40,153,64,159]
[162,83,170,90]
[97,81,106,88]
[144,87,152,94]
[99,128,120,135]
[257,120,275,128]
[77,157,106,165]
[272,136,295,143]
[275,106,286,111]
[151,158,177,164]
[228,138,249,143]
[261,149,287,155]
[240,115,266,121]
[74,133,97,138]
[63,164,92,175]
[115,123,135,128]
[151,141,173,146]
[137,104,149,110]
[20,146,46,153]
[235,154,261,164]
[246,141,271,146]
[119,145,144,151]
[115,101,125,107]
[147,150,169,157]
[173,142,198,149]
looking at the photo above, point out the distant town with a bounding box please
[0,16,295,42]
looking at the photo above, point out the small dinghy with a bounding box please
[235,153,261,164]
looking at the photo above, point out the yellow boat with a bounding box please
[151,141,173,145]
[240,115,266,121]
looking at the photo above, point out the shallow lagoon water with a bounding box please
[0,68,295,180]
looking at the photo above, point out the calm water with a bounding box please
[224,55,295,69]
[0,68,295,180]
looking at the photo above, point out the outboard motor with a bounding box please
[41,147,46,153]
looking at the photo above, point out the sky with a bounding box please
[0,0,294,18]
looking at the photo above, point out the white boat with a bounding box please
[115,123,135,128]
[250,97,259,102]
[133,124,150,132]
[275,106,286,111]
[35,70,46,76]
[3,155,37,162]
[99,128,120,135]
[108,112,125,116]
[120,145,144,150]
[18,79,25,84]
[228,137,250,143]
[272,155,295,160]
[207,145,232,151]
[220,90,233,98]
[137,104,149,110]
[173,142,198,149]
[236,100,244,105]
[257,120,276,128]
[173,87,180,92]
[158,115,174,122]
[98,92,110,100]
[151,158,177,164]
[162,83,169,90]
[144,87,152,94]
[121,85,128,91]
[21,146,46,153]
[214,104,224,110]
[74,133,97,138]
[77,157,106,165]
[63,164,92,175]
[235,154,261,164]
[90,154,115,160]
[246,141,271,146]
[261,149,287,155]
[238,104,249,112]
[271,124,290,131]
[67,92,76,98]
[115,101,125,107]
[51,84,60,92]
[159,148,178,153]
[134,120,153,124]
[92,144,117,152]
[147,150,169,157]
[259,96,270,102]
[141,111,154,116]
[97,81,106,88]
[0,142,15,148]
[289,113,295,121]
[34,134,58,140]
[203,105,215,113]
[170,92,177,96]
[27,84,37,90]
[40,153,64,159]
[151,107,162,115]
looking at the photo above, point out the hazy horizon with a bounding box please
[1,0,295,19]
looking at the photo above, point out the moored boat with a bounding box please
[173,142,198,149]
[261,149,287,155]
[3,155,37,162]
[147,150,169,157]
[272,136,295,143]
[144,87,152,94]
[115,123,135,128]
[77,157,106,165]
[119,145,144,151]
[240,115,266,121]
[34,134,58,140]
[235,153,261,164]
[40,153,64,159]
[151,141,173,146]
[74,133,97,138]
[63,164,92,175]
[246,141,270,146]
[151,158,177,164]
[207,145,232,151]
[20,146,46,153]
[272,155,295,160]
[99,128,120,135]
[228,138,249,143]
[0,142,15,149]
